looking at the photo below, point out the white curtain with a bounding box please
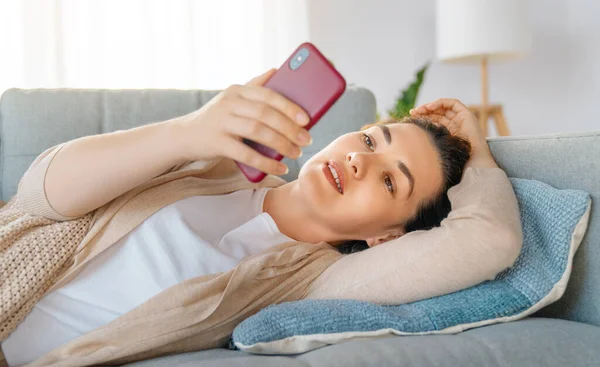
[0,0,309,94]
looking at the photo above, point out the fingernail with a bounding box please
[296,112,310,126]
[278,165,289,175]
[298,131,311,145]
[291,147,302,159]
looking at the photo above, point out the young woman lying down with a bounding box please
[1,69,522,366]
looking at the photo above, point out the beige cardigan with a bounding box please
[2,142,522,366]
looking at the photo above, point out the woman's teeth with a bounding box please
[328,164,342,193]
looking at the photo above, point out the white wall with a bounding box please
[306,0,599,136]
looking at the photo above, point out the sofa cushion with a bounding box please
[231,177,591,354]
[124,318,600,367]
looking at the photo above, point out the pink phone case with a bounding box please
[235,42,346,182]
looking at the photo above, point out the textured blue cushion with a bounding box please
[231,178,592,354]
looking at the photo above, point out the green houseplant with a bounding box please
[387,63,429,119]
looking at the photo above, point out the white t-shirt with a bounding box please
[2,187,294,366]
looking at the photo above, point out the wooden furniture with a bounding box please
[469,104,510,137]
[468,58,510,136]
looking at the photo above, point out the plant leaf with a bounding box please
[388,62,429,119]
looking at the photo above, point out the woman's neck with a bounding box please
[263,181,334,244]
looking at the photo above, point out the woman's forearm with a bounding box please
[41,117,188,218]
[20,75,310,220]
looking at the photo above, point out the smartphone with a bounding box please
[235,42,347,183]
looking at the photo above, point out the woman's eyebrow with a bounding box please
[377,125,392,145]
[397,161,414,198]
[376,125,414,198]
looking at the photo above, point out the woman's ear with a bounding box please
[365,227,406,248]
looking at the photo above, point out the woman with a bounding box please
[1,70,522,366]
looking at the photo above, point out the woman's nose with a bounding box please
[346,152,366,179]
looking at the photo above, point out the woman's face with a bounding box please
[297,122,444,246]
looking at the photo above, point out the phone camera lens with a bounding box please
[290,47,309,70]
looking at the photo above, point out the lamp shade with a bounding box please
[436,0,532,63]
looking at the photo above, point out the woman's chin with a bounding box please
[298,166,340,203]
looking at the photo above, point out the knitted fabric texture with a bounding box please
[0,196,93,341]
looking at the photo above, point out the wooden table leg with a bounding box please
[493,109,511,136]
[469,104,511,137]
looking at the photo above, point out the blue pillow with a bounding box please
[231,178,592,354]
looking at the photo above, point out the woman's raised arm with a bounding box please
[17,69,311,221]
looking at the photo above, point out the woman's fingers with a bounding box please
[421,113,452,125]
[410,98,480,143]
[246,69,277,86]
[412,98,469,115]
[410,101,460,135]
[412,107,456,119]
[238,84,310,127]
[229,97,311,148]
[410,105,429,115]
[225,139,289,175]
[445,109,457,119]
[409,107,452,124]
[227,116,302,160]
[427,98,469,113]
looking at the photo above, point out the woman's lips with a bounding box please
[321,160,345,194]
[328,160,345,193]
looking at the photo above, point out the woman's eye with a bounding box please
[362,133,375,151]
[384,175,394,193]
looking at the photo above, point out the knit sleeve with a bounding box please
[304,167,523,305]
[15,141,199,222]
[15,142,81,221]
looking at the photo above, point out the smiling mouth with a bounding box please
[322,160,344,194]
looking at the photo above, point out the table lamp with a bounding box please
[436,0,532,136]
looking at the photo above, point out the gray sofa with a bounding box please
[0,87,598,366]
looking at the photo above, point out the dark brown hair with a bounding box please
[336,116,472,254]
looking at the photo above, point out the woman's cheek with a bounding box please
[351,186,379,207]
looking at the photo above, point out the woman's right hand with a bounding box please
[175,69,312,176]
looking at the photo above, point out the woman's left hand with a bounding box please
[410,98,498,169]
[410,98,489,157]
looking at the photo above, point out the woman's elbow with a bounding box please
[494,223,523,275]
